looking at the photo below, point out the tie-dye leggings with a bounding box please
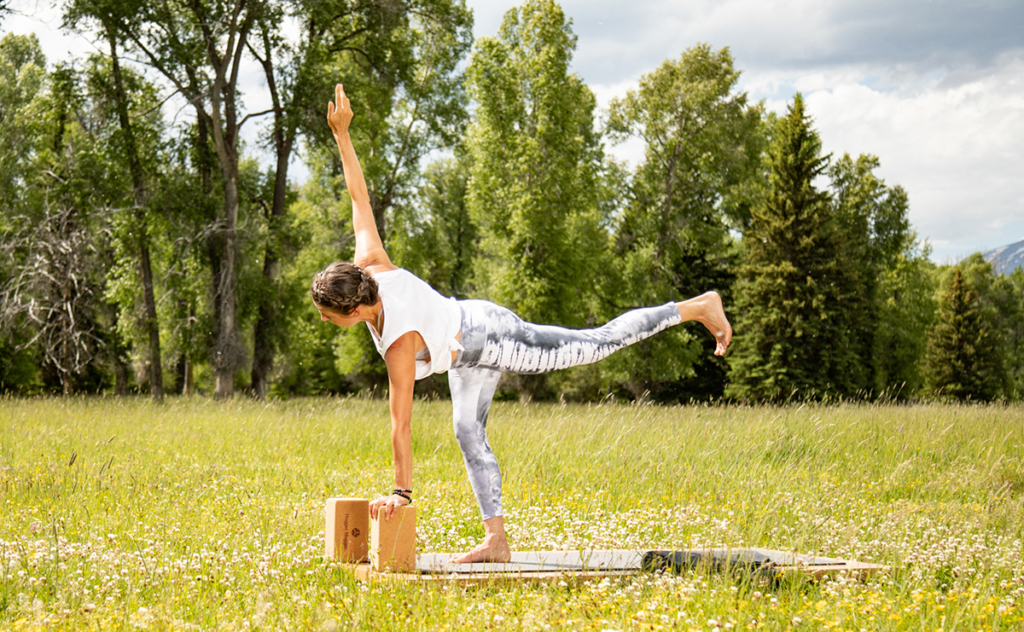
[448,299,682,520]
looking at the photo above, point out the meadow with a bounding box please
[1,397,1022,631]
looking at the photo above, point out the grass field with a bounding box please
[1,397,1023,630]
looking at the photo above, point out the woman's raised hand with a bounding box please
[327,84,353,138]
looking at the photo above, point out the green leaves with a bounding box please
[466,0,604,330]
[602,45,762,400]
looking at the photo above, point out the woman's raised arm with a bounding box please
[327,85,393,272]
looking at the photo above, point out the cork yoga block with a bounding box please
[370,505,417,572]
[325,498,369,563]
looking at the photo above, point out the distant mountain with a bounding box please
[983,238,1024,275]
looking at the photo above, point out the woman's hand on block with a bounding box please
[369,493,409,521]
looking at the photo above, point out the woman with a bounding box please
[313,85,732,563]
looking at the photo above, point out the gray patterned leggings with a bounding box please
[448,299,682,520]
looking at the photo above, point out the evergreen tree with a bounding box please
[924,268,1003,401]
[1001,267,1024,399]
[726,94,861,401]
[935,253,1017,398]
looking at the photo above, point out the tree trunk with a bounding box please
[197,115,229,396]
[109,308,130,396]
[250,133,293,398]
[139,239,163,397]
[107,30,163,399]
[213,172,241,399]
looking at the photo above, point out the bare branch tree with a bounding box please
[0,205,106,394]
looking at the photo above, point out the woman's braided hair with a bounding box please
[310,262,379,316]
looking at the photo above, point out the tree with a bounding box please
[66,0,268,398]
[726,94,861,401]
[83,39,166,398]
[390,155,476,299]
[924,268,1003,401]
[248,0,473,397]
[1,63,117,394]
[938,253,1019,398]
[0,34,47,391]
[0,34,45,214]
[465,0,604,323]
[828,153,919,396]
[873,242,936,398]
[1000,267,1024,398]
[156,126,224,396]
[602,44,765,401]
[465,0,608,399]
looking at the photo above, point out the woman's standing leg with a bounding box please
[448,366,504,520]
[447,365,511,564]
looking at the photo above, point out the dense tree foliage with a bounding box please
[924,268,1004,401]
[603,45,763,401]
[873,243,936,398]
[465,0,605,327]
[828,153,926,398]
[464,0,607,398]
[1,2,1021,402]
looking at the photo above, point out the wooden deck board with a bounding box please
[352,548,889,584]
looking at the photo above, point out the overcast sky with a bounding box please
[4,0,1022,263]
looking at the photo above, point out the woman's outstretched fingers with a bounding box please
[327,84,352,137]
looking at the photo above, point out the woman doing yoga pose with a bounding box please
[313,85,732,563]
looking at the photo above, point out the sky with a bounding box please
[4,0,1023,263]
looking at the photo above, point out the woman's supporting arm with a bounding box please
[326,84,393,272]
[370,331,418,520]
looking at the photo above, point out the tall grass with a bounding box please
[1,397,1022,630]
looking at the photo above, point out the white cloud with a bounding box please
[790,53,1024,261]
[4,1,96,60]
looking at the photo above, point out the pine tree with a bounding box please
[726,94,861,401]
[925,268,1003,401]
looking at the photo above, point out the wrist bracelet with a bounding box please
[393,487,412,494]
[392,490,412,503]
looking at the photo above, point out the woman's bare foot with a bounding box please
[450,534,511,564]
[677,291,732,356]
[450,516,511,564]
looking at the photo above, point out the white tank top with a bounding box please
[367,268,463,380]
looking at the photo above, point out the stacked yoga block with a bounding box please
[324,497,416,572]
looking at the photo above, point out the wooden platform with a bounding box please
[353,548,888,584]
[642,548,889,581]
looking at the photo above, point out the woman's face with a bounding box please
[317,305,361,328]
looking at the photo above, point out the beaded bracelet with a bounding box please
[392,489,412,503]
